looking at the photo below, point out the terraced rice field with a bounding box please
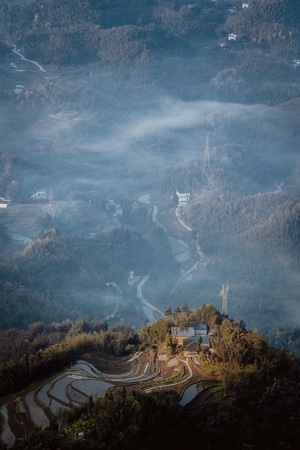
[0,356,155,448]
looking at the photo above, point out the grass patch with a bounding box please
[0,405,9,420]
[209,385,224,401]
[200,361,222,376]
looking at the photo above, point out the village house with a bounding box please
[176,190,191,206]
[0,197,11,209]
[171,326,195,347]
[31,189,46,201]
[171,324,210,355]
[228,33,237,41]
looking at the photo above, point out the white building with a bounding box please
[228,33,237,41]
[176,190,191,205]
[0,197,10,208]
[292,59,300,68]
[31,189,46,200]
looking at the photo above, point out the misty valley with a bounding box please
[0,1,300,449]
[1,35,299,348]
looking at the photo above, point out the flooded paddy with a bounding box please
[0,360,115,447]
[72,360,102,376]
[24,392,50,429]
[0,404,15,449]
[36,381,52,408]
[67,385,88,404]
[71,379,113,398]
[48,375,75,406]
[179,381,217,406]
[0,356,157,447]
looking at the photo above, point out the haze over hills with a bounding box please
[0,0,299,354]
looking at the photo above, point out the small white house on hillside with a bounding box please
[31,189,46,200]
[228,33,237,41]
[176,190,191,205]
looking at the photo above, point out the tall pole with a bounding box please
[221,282,229,315]
[202,131,210,175]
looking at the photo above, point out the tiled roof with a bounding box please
[171,327,195,337]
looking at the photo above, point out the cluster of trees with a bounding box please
[0,302,289,397]
[0,0,299,103]
[183,189,300,332]
[0,224,175,330]
[0,319,108,364]
[154,98,300,333]
[0,0,274,72]
[15,379,300,449]
[211,0,300,103]
[139,303,274,373]
[222,0,300,55]
[187,191,300,266]
[0,318,138,396]
[0,0,227,66]
[0,151,42,202]
[0,280,67,330]
[5,307,300,450]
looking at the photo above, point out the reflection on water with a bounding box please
[179,383,199,406]
[25,392,50,429]
[179,381,213,406]
[0,404,15,449]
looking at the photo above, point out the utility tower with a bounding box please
[221,282,229,316]
[202,131,210,176]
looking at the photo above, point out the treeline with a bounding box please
[0,224,175,330]
[0,279,68,330]
[0,303,274,396]
[212,0,300,104]
[222,0,300,55]
[11,307,300,450]
[140,304,276,373]
[0,319,138,396]
[16,380,300,449]
[1,0,299,104]
[139,303,220,348]
[184,190,300,332]
[0,151,47,203]
[0,0,227,66]
[188,191,300,266]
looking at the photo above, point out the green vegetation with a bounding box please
[0,0,299,102]
[0,225,175,330]
[0,1,300,447]
[0,319,138,396]
[0,306,298,449]
[209,385,224,401]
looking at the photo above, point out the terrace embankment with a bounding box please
[0,350,220,447]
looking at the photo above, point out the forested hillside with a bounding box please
[0,10,300,450]
[0,225,176,329]
[0,0,299,103]
[223,0,300,51]
[0,306,299,450]
[0,0,299,339]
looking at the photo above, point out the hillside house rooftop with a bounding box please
[176,190,191,205]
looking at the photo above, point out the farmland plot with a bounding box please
[1,356,156,448]
[25,391,50,429]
